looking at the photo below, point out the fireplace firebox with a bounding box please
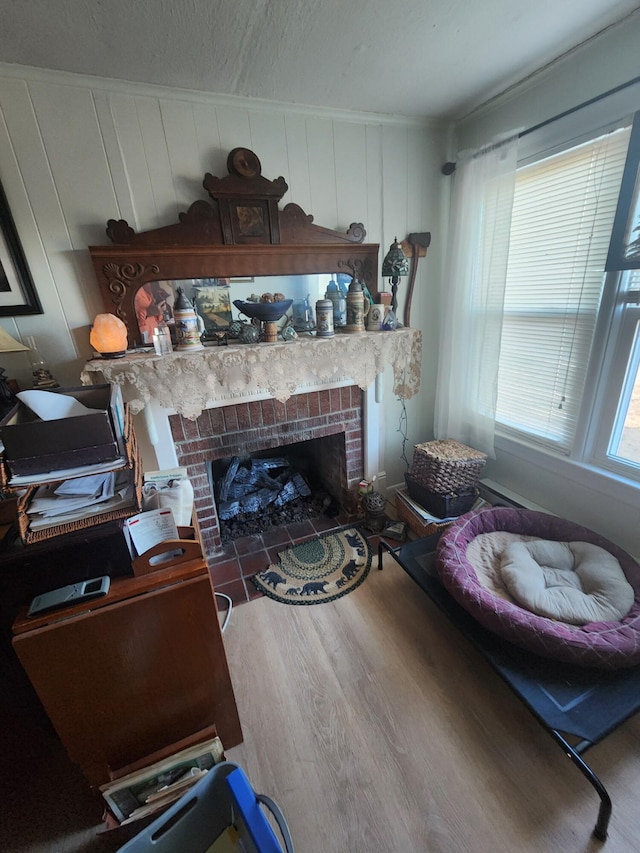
[211,432,349,544]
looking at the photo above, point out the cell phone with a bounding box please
[27,576,111,617]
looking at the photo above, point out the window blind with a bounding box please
[496,126,632,453]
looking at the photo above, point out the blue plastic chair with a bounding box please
[117,761,294,852]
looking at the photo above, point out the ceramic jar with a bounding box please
[315,299,335,337]
[367,304,386,331]
[345,277,370,333]
[174,288,205,351]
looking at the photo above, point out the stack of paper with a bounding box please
[28,471,135,531]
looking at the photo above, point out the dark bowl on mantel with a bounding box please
[233,299,293,322]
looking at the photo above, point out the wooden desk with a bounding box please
[12,557,242,787]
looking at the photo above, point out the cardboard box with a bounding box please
[0,385,124,477]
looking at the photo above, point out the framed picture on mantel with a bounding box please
[0,179,43,316]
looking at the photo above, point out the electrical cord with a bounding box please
[397,394,409,471]
[214,591,233,633]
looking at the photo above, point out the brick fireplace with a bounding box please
[81,327,422,602]
[169,385,364,561]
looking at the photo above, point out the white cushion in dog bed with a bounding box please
[499,538,635,625]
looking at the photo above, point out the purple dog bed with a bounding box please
[435,508,640,669]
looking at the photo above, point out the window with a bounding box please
[590,266,640,473]
[495,123,640,483]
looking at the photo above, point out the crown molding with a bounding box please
[0,61,444,130]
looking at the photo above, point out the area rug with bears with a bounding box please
[252,527,372,605]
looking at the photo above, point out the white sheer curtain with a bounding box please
[434,134,519,457]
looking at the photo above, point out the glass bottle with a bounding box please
[152,324,173,356]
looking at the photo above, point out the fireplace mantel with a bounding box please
[81,328,422,420]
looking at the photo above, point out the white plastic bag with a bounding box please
[142,469,194,527]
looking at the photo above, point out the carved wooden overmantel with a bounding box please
[90,147,378,347]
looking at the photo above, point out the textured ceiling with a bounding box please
[1,0,639,119]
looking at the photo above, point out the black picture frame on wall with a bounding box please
[0,178,43,316]
[606,111,640,272]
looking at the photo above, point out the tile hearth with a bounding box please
[208,512,351,604]
[210,513,383,605]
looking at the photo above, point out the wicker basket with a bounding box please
[8,405,143,544]
[404,474,477,518]
[410,439,487,494]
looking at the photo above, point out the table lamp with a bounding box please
[0,327,29,416]
[381,237,409,315]
[90,313,128,358]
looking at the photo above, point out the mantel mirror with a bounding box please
[89,147,379,348]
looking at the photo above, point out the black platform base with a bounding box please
[379,536,640,841]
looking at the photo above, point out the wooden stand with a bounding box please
[262,319,278,343]
[131,526,202,575]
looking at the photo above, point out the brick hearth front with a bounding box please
[169,385,364,561]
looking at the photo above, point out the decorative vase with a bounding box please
[239,323,260,344]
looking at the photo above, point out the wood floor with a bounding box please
[224,553,640,853]
[3,551,640,851]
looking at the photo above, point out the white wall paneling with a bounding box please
[305,117,340,231]
[212,105,252,167]
[0,63,443,483]
[246,111,289,190]
[0,78,90,385]
[333,121,368,233]
[135,97,182,226]
[159,99,205,207]
[27,82,119,250]
[93,92,147,232]
[192,104,223,180]
[364,124,383,248]
[282,115,313,215]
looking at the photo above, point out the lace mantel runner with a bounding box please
[81,327,422,420]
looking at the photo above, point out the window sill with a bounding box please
[494,432,640,506]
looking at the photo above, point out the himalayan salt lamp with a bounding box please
[90,313,128,358]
